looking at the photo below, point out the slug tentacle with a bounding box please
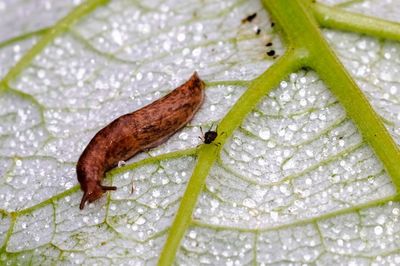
[77,72,205,209]
[79,192,89,210]
[101,185,117,191]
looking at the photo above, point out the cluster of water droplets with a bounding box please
[0,0,81,42]
[186,70,397,263]
[1,0,399,264]
[325,28,400,145]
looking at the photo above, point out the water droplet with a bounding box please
[339,139,345,147]
[376,215,386,225]
[111,30,123,45]
[136,217,146,225]
[270,211,278,221]
[192,48,201,57]
[163,40,171,51]
[189,231,197,239]
[177,33,186,42]
[374,225,383,235]
[179,132,188,140]
[37,70,45,79]
[152,190,160,198]
[279,184,289,195]
[259,129,271,140]
[243,198,256,208]
[241,153,251,162]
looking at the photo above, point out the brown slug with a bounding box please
[77,72,205,209]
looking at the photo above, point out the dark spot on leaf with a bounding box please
[242,13,257,23]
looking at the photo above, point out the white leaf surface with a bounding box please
[0,0,400,264]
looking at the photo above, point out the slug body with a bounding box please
[77,72,205,209]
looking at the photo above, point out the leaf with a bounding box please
[1,0,400,264]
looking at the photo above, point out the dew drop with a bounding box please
[189,230,197,239]
[259,129,271,140]
[163,40,171,51]
[111,30,123,45]
[177,33,186,42]
[280,81,288,88]
[374,225,383,235]
[338,139,345,147]
[210,199,219,209]
[152,190,160,198]
[270,211,278,221]
[192,48,201,57]
[376,215,386,225]
[136,217,146,225]
[37,70,45,79]
[179,132,188,140]
[243,198,256,208]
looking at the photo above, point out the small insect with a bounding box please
[267,50,275,56]
[199,124,224,145]
[241,12,257,23]
[256,28,261,35]
[77,72,205,209]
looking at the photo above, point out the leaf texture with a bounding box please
[1,0,400,265]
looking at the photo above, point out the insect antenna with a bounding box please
[209,123,214,131]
